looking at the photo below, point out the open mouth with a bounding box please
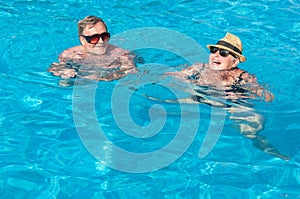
[212,59,221,64]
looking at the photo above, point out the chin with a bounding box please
[92,47,107,55]
[209,64,221,71]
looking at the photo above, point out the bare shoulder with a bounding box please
[166,63,204,79]
[107,44,128,53]
[59,45,86,62]
[239,70,257,83]
[183,63,204,73]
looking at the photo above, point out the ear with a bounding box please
[79,36,85,45]
[232,57,240,67]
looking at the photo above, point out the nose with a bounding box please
[211,50,220,58]
[215,50,221,57]
[97,37,104,44]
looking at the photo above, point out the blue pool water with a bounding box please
[1,0,300,198]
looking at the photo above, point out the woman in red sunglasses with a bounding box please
[48,15,137,82]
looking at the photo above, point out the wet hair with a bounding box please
[77,15,108,35]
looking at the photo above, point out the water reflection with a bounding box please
[193,85,290,160]
[147,78,290,161]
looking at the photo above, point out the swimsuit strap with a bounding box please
[239,71,247,77]
[235,71,247,85]
[187,63,205,80]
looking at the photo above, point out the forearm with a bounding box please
[253,87,274,102]
[239,72,274,102]
[165,66,199,84]
[48,62,78,78]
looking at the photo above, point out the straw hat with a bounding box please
[207,33,246,62]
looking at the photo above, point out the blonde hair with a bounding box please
[77,15,108,35]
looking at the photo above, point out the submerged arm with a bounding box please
[48,46,86,79]
[238,72,275,102]
[48,62,78,78]
[165,64,203,83]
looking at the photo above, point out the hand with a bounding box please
[264,91,275,102]
[48,62,77,78]
[59,68,77,78]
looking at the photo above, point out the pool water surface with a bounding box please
[0,0,300,198]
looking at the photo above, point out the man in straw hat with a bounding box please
[167,32,289,160]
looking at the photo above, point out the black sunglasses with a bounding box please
[81,32,110,44]
[210,46,237,58]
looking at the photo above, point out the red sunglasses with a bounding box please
[81,32,111,44]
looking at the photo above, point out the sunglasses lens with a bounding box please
[219,49,230,57]
[90,35,100,44]
[210,47,218,53]
[83,35,99,44]
[100,32,110,42]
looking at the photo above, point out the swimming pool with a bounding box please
[1,0,300,198]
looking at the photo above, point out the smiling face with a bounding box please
[79,22,109,55]
[208,48,239,71]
